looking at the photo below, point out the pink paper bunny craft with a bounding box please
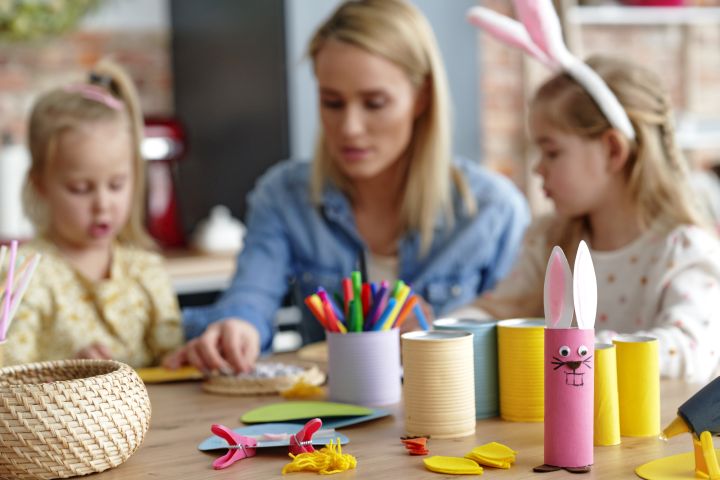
[535,241,596,474]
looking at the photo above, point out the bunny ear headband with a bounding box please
[467,0,635,141]
[543,240,597,329]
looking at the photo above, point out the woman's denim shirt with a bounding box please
[183,158,530,351]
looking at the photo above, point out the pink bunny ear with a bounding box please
[543,246,573,329]
[573,241,597,329]
[467,6,556,69]
[513,0,572,68]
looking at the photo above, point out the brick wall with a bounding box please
[478,1,720,212]
[0,29,172,144]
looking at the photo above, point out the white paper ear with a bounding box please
[466,6,555,69]
[513,0,573,68]
[573,240,597,329]
[544,246,573,329]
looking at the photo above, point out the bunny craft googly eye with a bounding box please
[535,240,596,474]
[467,0,635,141]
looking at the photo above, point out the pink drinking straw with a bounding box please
[0,240,18,341]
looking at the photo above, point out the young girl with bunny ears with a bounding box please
[461,0,720,383]
[4,59,184,367]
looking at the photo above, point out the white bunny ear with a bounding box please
[466,6,556,69]
[573,241,597,329]
[513,0,573,68]
[544,246,573,329]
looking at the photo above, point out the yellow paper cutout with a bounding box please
[281,439,356,475]
[464,442,517,469]
[635,448,720,480]
[136,366,203,383]
[423,456,484,475]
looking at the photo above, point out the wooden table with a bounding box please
[94,367,706,479]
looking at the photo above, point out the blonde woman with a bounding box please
[166,0,529,373]
[6,59,183,367]
[468,56,720,382]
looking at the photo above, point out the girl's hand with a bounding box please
[75,342,113,360]
[163,318,260,374]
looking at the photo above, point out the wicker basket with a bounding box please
[0,359,151,479]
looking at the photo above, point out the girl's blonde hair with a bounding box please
[25,58,153,249]
[531,55,708,262]
[307,0,475,252]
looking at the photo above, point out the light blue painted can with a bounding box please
[434,317,498,419]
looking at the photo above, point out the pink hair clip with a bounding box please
[289,417,322,454]
[63,84,123,111]
[208,418,325,470]
[209,424,258,470]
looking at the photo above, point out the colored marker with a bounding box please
[342,278,354,317]
[381,284,410,330]
[412,303,429,331]
[393,295,420,330]
[373,298,397,331]
[304,294,327,330]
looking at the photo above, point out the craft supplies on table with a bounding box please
[198,422,349,452]
[304,273,427,334]
[327,328,401,406]
[240,400,391,429]
[434,317,499,419]
[655,376,720,480]
[537,241,596,473]
[595,343,621,446]
[136,365,204,383]
[401,330,476,439]
[614,334,660,437]
[497,318,544,422]
[0,240,42,366]
[0,359,150,479]
[202,361,325,396]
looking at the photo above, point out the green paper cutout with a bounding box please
[241,401,374,423]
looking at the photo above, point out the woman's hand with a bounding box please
[75,342,113,360]
[163,318,260,374]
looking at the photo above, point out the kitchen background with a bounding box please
[2,0,720,238]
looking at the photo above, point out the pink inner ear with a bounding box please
[548,252,566,328]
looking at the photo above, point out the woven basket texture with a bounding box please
[0,359,151,479]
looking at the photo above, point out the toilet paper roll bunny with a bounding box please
[534,241,596,474]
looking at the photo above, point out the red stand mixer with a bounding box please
[143,118,186,248]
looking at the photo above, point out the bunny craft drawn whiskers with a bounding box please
[535,241,596,474]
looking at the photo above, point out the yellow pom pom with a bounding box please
[281,439,357,475]
[280,379,326,400]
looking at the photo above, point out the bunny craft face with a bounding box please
[535,241,596,474]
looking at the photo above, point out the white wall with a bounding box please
[81,0,170,31]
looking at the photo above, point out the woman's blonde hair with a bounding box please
[307,0,475,252]
[25,58,153,249]
[531,55,708,262]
